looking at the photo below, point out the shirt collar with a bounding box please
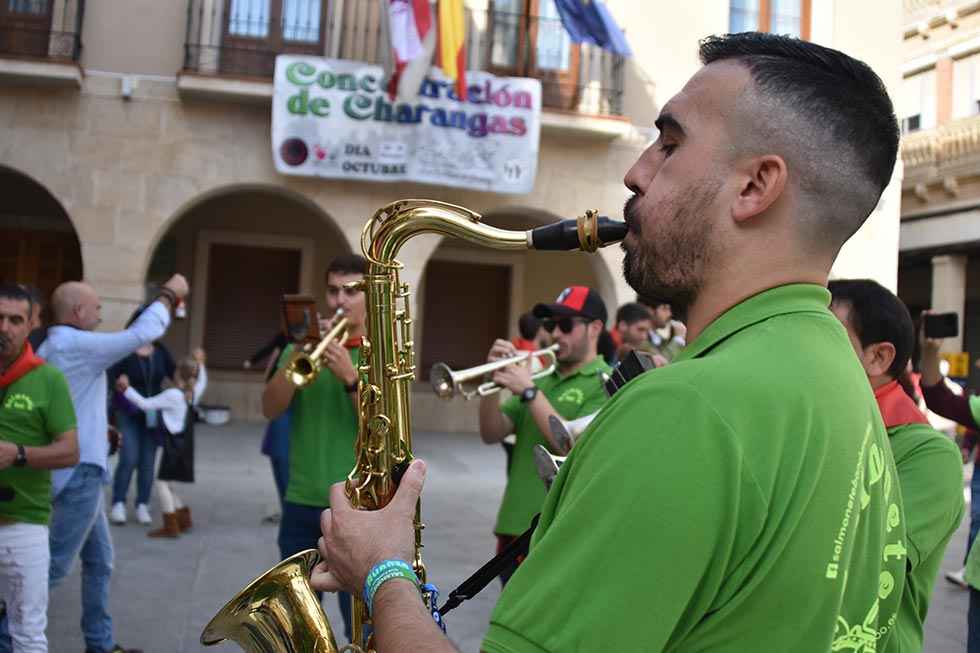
[675,284,832,363]
[555,355,607,380]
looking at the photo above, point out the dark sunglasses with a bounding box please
[542,317,590,334]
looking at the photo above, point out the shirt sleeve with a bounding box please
[44,368,77,437]
[192,365,208,406]
[483,381,766,653]
[900,433,965,569]
[921,378,979,429]
[124,386,183,413]
[70,302,171,372]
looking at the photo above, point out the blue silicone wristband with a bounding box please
[363,559,418,615]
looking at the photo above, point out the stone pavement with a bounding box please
[47,421,973,652]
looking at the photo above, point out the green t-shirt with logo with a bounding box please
[278,344,360,508]
[496,356,611,536]
[484,284,907,653]
[0,363,76,525]
[886,422,964,653]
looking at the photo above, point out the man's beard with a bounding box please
[621,178,721,309]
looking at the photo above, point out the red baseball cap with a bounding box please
[533,286,607,324]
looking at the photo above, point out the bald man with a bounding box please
[0,275,188,653]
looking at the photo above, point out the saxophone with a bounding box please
[200,200,626,653]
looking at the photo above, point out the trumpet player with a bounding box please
[478,286,612,586]
[261,254,367,642]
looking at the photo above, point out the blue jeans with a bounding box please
[971,588,980,653]
[262,411,290,505]
[0,465,116,653]
[278,501,352,642]
[111,411,158,506]
[968,464,980,562]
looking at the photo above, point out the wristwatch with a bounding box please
[520,386,539,403]
[13,444,26,468]
[344,380,359,394]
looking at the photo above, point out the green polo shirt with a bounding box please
[887,423,963,653]
[496,356,611,536]
[277,344,360,508]
[0,363,76,525]
[484,284,907,653]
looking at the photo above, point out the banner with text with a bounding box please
[272,55,541,194]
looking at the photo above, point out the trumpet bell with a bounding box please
[200,549,340,652]
[430,362,455,399]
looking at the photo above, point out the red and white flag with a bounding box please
[384,0,436,102]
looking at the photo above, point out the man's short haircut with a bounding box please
[326,254,367,278]
[828,279,913,381]
[517,312,540,340]
[699,33,899,251]
[616,302,652,326]
[0,284,33,317]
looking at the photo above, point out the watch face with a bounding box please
[522,387,537,402]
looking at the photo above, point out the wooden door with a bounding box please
[421,259,511,380]
[0,228,83,301]
[0,0,53,59]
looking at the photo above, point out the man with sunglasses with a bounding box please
[477,286,612,586]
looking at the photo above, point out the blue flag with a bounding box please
[553,0,632,57]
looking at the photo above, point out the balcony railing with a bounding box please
[901,114,980,175]
[0,0,84,62]
[182,0,625,116]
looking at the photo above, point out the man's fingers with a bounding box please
[328,482,352,514]
[309,562,343,593]
[390,459,426,514]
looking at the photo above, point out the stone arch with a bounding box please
[0,165,84,305]
[145,183,353,420]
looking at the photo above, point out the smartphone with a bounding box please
[924,312,959,339]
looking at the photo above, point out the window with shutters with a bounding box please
[203,243,301,370]
[728,0,811,39]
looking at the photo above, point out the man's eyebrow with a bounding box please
[654,113,686,137]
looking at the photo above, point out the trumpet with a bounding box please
[430,343,560,400]
[283,308,349,388]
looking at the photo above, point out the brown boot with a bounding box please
[176,506,192,532]
[147,512,180,538]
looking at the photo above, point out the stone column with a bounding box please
[930,254,967,352]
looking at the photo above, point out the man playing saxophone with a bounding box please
[312,33,907,652]
[261,254,368,643]
[479,286,612,586]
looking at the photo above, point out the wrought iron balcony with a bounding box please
[0,0,84,62]
[182,0,625,117]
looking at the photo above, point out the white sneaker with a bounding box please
[945,567,969,589]
[109,502,127,525]
[135,503,152,525]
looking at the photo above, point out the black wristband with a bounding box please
[156,287,177,311]
[14,444,27,467]
[345,381,359,394]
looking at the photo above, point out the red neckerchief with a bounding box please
[875,380,929,428]
[0,342,45,389]
[344,336,363,350]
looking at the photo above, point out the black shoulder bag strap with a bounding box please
[438,514,539,617]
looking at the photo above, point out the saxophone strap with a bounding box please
[437,514,540,617]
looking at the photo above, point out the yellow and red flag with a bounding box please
[438,0,467,100]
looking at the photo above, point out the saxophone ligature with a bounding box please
[201,200,625,653]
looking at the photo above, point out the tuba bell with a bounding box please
[200,549,340,652]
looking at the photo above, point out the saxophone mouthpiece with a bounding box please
[529,210,627,252]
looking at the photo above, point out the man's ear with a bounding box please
[731,154,788,224]
[865,342,897,378]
